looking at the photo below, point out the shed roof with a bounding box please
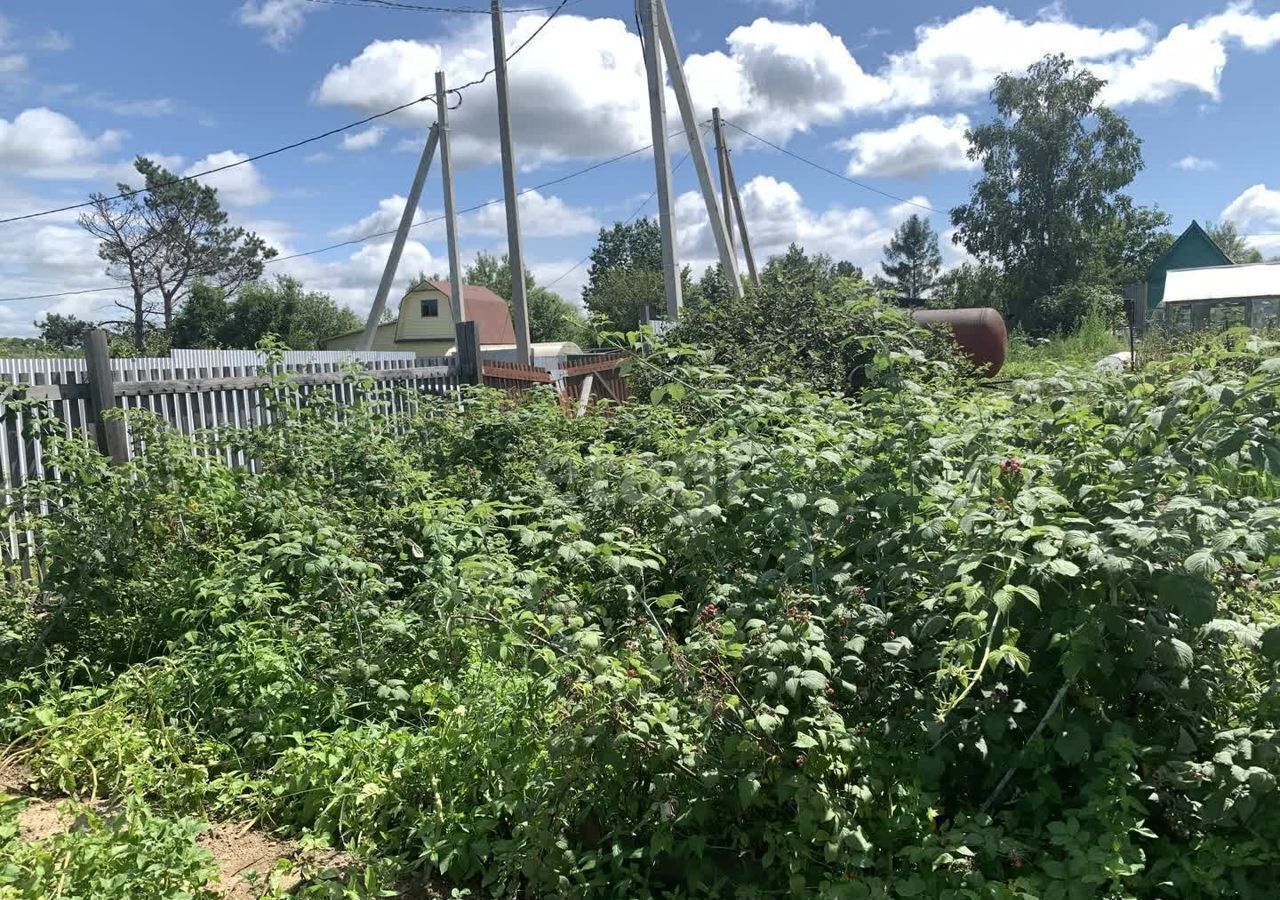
[1161,263,1280,304]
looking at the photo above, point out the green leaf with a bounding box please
[1157,637,1194,670]
[814,497,839,516]
[1047,558,1080,578]
[786,492,807,510]
[1156,573,1216,626]
[755,712,781,734]
[1185,549,1220,576]
[1055,727,1091,764]
[794,732,819,749]
[1260,627,1280,662]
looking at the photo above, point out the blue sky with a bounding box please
[1,0,1278,334]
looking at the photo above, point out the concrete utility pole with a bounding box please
[490,0,532,363]
[724,142,760,286]
[361,124,439,350]
[637,0,683,320]
[653,0,743,299]
[435,70,467,324]
[712,107,735,255]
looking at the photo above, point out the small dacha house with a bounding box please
[323,280,516,356]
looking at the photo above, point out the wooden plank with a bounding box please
[562,355,627,378]
[575,373,594,418]
[83,331,129,466]
[109,365,455,397]
[0,382,90,402]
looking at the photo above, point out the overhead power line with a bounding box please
[0,134,672,304]
[0,0,574,228]
[721,119,946,215]
[300,0,583,12]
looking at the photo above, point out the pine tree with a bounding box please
[878,215,942,306]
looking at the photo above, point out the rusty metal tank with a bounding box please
[910,307,1008,377]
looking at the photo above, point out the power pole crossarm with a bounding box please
[436,70,467,325]
[361,123,440,350]
[491,0,533,364]
[653,0,743,299]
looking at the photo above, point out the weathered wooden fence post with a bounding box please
[82,329,129,465]
[455,321,482,387]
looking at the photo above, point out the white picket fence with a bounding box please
[0,351,461,569]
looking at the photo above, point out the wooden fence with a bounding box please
[1,324,630,568]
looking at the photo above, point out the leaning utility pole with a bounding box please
[723,140,759,286]
[637,0,682,320]
[712,107,735,255]
[361,123,440,349]
[652,0,742,298]
[490,0,532,363]
[435,70,466,324]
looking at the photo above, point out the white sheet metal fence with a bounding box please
[1,352,462,569]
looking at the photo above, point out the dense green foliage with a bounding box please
[2,326,1279,897]
[170,276,361,350]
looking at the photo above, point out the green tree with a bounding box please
[931,263,1007,311]
[951,54,1144,332]
[760,244,864,296]
[169,284,229,348]
[35,313,97,350]
[169,277,359,349]
[877,215,942,306]
[1206,221,1264,264]
[462,253,586,344]
[582,220,697,329]
[79,157,276,349]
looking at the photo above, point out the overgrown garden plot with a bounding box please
[0,321,1278,898]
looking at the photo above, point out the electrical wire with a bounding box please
[720,119,946,215]
[300,0,583,13]
[544,152,692,291]
[0,0,573,227]
[0,135,675,303]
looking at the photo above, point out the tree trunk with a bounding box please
[133,287,146,351]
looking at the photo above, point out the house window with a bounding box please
[420,298,440,318]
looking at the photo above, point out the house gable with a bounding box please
[395,283,456,342]
[1146,221,1234,309]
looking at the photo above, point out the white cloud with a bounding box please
[839,114,975,179]
[466,190,599,238]
[238,0,314,49]
[1098,4,1280,106]
[333,190,597,243]
[1221,184,1280,231]
[1174,155,1217,171]
[315,15,655,167]
[37,29,72,52]
[313,5,1280,170]
[0,108,125,179]
[340,126,385,152]
[674,174,938,277]
[84,94,178,118]
[0,54,24,76]
[183,151,272,207]
[878,7,1149,108]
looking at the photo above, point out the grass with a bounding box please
[1001,312,1127,378]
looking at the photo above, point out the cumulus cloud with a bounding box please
[340,126,385,152]
[674,174,940,276]
[0,108,125,179]
[238,0,314,49]
[183,151,272,207]
[839,114,975,179]
[1097,4,1280,106]
[313,5,1280,170]
[333,190,597,244]
[1174,155,1217,171]
[1221,184,1280,231]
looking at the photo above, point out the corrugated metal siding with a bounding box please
[169,349,417,367]
[1163,263,1280,304]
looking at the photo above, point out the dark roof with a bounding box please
[422,280,516,345]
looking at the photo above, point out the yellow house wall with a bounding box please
[395,285,455,341]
